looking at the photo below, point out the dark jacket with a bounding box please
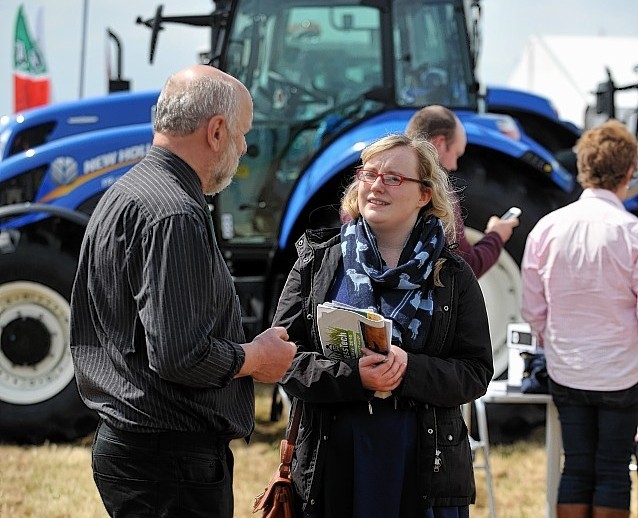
[273,227,494,515]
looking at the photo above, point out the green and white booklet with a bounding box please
[316,301,392,360]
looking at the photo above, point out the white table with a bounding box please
[480,380,561,518]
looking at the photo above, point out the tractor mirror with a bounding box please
[595,67,616,119]
[595,81,615,117]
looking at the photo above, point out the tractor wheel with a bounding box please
[455,156,577,442]
[455,155,575,380]
[463,227,522,378]
[0,245,97,443]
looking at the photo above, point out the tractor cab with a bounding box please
[212,0,478,247]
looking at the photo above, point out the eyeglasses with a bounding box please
[356,169,429,187]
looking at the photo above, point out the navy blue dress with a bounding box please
[318,265,470,518]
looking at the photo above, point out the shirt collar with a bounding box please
[146,145,208,208]
[579,187,625,209]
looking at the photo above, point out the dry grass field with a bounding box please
[1,383,636,518]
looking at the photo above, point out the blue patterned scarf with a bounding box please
[340,215,445,350]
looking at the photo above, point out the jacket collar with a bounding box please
[295,226,341,250]
[296,225,463,270]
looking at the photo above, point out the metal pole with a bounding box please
[107,29,123,79]
[79,0,89,98]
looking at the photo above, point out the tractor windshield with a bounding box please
[393,0,477,108]
[217,0,476,245]
[225,2,384,122]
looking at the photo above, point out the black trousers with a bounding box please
[550,380,638,509]
[92,421,234,517]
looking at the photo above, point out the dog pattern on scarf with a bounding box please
[339,216,444,349]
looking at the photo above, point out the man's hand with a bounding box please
[485,215,519,243]
[359,347,406,392]
[236,327,296,382]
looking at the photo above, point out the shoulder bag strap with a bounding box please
[279,398,301,477]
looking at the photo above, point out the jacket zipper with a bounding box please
[433,407,442,472]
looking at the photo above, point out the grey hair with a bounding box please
[154,73,239,136]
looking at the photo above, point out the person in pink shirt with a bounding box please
[522,120,638,518]
[406,105,519,277]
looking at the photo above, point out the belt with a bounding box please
[98,420,225,452]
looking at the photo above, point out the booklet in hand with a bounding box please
[316,301,392,360]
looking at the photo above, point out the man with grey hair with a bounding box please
[70,65,296,517]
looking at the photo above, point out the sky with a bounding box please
[2,0,638,125]
[479,0,638,85]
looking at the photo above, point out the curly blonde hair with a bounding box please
[576,119,637,191]
[340,134,456,239]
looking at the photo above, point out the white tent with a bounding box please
[506,35,638,128]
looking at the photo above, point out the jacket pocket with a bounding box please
[429,411,474,499]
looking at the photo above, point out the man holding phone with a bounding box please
[406,105,520,277]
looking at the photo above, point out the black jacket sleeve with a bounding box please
[273,256,370,404]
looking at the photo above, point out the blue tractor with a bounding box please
[0,0,623,443]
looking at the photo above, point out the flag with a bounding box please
[13,4,50,113]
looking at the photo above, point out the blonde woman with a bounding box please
[274,134,493,518]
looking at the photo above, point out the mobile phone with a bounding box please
[501,206,522,220]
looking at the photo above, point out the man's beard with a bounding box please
[205,137,241,195]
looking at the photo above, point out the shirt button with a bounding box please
[427,428,434,434]
[443,305,449,311]
[447,434,453,441]
[310,499,315,505]
[306,314,313,320]
[323,435,328,441]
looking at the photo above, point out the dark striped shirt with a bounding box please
[70,146,253,439]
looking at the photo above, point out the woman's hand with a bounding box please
[359,347,407,392]
[388,344,408,368]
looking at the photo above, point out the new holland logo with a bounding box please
[51,156,79,185]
